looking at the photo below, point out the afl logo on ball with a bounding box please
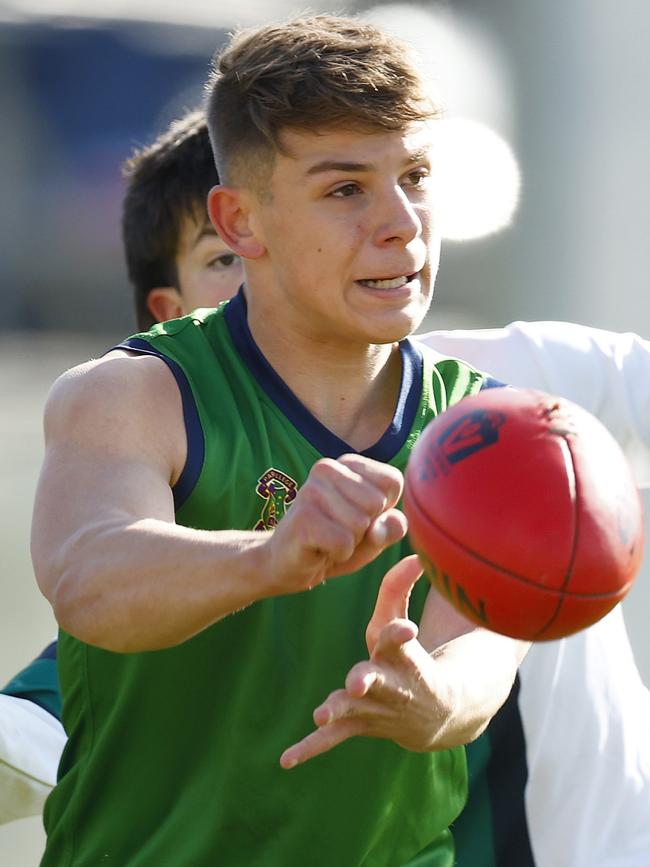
[437,408,505,466]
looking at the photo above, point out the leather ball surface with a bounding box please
[403,388,644,640]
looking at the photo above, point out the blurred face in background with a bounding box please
[146,213,243,324]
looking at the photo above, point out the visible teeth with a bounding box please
[360,276,409,289]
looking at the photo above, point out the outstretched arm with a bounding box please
[32,352,407,653]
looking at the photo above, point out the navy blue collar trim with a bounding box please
[224,288,423,461]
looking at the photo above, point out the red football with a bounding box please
[403,387,644,640]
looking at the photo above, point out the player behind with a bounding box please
[121,109,242,330]
[31,16,528,866]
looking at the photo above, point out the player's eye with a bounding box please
[208,253,241,270]
[330,182,362,198]
[403,168,429,190]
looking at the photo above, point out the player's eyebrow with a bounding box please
[305,148,431,177]
[406,146,431,164]
[306,160,372,175]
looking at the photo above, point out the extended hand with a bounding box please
[280,556,455,769]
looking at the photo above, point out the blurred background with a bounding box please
[1,0,649,862]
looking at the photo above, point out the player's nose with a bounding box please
[373,184,421,247]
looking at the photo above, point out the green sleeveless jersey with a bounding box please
[43,293,491,867]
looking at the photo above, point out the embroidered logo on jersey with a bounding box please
[438,409,505,466]
[254,468,298,530]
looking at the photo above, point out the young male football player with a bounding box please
[31,17,529,866]
[6,102,650,864]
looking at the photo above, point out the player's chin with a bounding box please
[349,278,431,341]
[368,296,431,342]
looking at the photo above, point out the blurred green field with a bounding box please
[1,332,649,865]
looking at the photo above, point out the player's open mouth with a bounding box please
[357,273,417,289]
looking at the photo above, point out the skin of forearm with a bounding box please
[44,517,272,653]
[428,629,530,749]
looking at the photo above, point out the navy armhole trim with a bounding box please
[480,375,508,391]
[37,642,57,662]
[117,337,205,510]
[224,289,423,462]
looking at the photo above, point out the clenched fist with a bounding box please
[263,454,407,596]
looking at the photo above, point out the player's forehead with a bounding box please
[276,121,436,178]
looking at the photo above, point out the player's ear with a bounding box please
[207,185,266,260]
[146,287,184,324]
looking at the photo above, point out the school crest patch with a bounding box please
[254,468,298,530]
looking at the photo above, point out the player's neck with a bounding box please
[248,315,403,452]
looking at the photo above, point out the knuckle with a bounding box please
[353,718,369,736]
[337,453,362,469]
[348,510,372,538]
[298,481,339,521]
[310,457,341,481]
[366,489,387,515]
[346,663,368,690]
[384,467,404,496]
[393,685,413,706]
[301,480,329,511]
[329,529,356,562]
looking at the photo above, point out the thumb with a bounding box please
[366,554,423,654]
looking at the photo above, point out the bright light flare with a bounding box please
[364,3,521,241]
[435,117,521,242]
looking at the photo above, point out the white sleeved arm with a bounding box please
[518,607,650,867]
[0,695,65,823]
[419,320,650,486]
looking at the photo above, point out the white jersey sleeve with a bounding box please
[418,320,650,486]
[518,606,650,867]
[0,695,65,823]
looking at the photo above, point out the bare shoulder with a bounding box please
[44,349,186,476]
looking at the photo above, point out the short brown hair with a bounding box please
[206,14,441,192]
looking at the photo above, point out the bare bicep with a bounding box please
[31,355,185,599]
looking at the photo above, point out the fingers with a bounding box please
[336,454,404,510]
[366,555,423,653]
[275,456,406,583]
[366,509,408,548]
[280,644,417,769]
[374,618,420,653]
[280,715,362,770]
[281,621,423,770]
[282,685,400,769]
[267,454,406,596]
[304,457,402,539]
[320,509,406,579]
[350,621,419,698]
